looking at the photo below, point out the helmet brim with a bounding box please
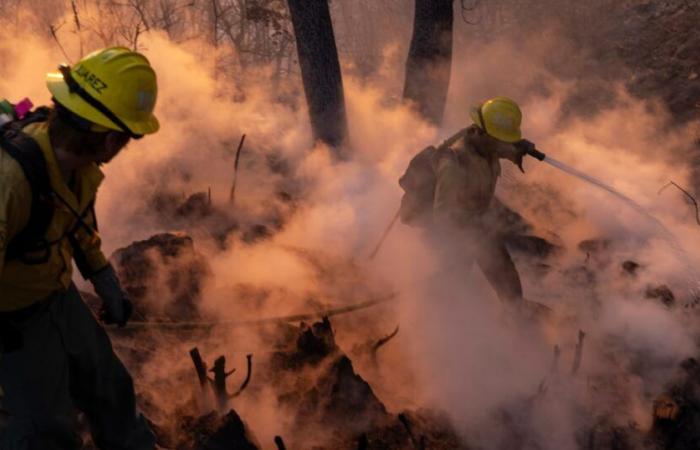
[46,71,160,136]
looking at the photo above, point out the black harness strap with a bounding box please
[1,108,99,268]
[1,110,55,264]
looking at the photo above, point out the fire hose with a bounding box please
[113,292,398,331]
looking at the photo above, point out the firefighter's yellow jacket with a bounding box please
[0,121,108,311]
[433,127,521,229]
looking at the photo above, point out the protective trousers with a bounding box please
[0,284,155,450]
[429,229,523,305]
[473,235,523,304]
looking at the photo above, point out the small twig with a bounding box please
[230,354,253,398]
[658,181,700,226]
[229,134,247,205]
[373,325,400,352]
[70,0,83,57]
[274,436,287,450]
[371,325,400,364]
[131,22,143,51]
[571,330,586,376]
[49,23,72,63]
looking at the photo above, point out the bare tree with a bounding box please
[403,0,455,125]
[287,0,348,153]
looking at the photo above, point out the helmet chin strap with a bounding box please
[477,105,489,136]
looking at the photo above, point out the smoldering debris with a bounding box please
[111,232,211,321]
[175,409,259,450]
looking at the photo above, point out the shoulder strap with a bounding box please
[437,127,471,152]
[1,112,55,263]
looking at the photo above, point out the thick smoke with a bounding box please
[1,1,700,448]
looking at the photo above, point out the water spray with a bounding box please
[521,141,700,300]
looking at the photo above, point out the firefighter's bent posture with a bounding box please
[400,97,529,309]
[0,47,159,449]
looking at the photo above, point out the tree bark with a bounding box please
[403,0,454,125]
[287,0,348,153]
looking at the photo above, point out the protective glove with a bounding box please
[90,264,133,327]
[512,139,535,173]
[514,139,547,172]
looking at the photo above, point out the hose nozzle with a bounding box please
[516,139,547,161]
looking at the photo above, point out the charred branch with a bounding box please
[373,325,400,353]
[371,325,400,364]
[274,435,287,450]
[189,347,209,390]
[209,356,235,411]
[230,354,253,398]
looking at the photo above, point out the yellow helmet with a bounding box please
[469,96,522,143]
[46,47,159,138]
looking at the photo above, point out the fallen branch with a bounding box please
[572,330,586,376]
[658,181,700,226]
[229,354,253,398]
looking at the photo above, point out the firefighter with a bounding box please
[400,97,540,315]
[0,47,159,449]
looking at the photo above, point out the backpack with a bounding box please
[398,127,470,227]
[0,105,55,264]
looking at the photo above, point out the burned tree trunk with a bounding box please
[287,0,348,153]
[403,0,455,125]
